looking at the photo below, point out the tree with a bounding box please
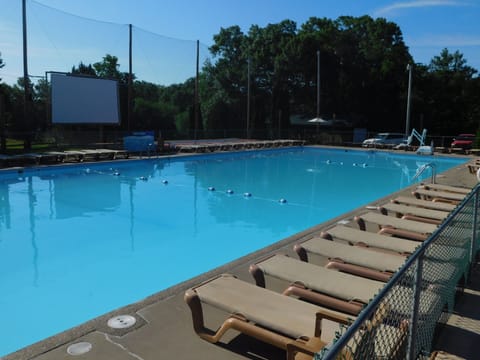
[71,61,96,76]
[93,54,129,83]
[201,15,415,139]
[422,49,479,134]
[206,26,249,135]
[429,48,477,78]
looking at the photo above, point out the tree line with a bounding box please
[0,15,479,148]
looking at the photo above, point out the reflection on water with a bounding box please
[0,149,466,356]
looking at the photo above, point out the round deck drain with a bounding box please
[107,314,136,329]
[67,342,92,355]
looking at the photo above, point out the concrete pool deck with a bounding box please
[3,148,480,360]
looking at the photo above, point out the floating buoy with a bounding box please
[226,189,234,194]
[243,192,252,197]
[208,186,215,191]
[326,160,331,164]
[279,198,287,204]
[362,163,368,168]
[162,180,168,184]
[139,176,148,181]
[113,171,120,176]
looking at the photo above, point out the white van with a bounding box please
[362,133,406,148]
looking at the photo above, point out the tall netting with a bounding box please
[2,0,211,85]
[133,27,210,85]
[0,0,213,146]
[27,1,129,79]
[317,188,480,360]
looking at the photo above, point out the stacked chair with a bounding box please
[184,181,471,359]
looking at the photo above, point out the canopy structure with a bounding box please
[308,117,332,125]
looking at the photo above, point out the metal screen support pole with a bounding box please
[194,40,199,140]
[407,254,424,359]
[470,191,479,269]
[127,24,133,132]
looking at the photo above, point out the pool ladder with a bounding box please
[412,162,436,184]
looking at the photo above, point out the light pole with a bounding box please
[22,0,32,149]
[247,57,251,139]
[405,63,413,138]
[316,50,320,136]
[316,50,320,120]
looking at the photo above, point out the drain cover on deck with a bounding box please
[67,342,92,355]
[107,314,137,329]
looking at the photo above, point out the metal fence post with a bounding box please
[407,253,424,359]
[471,191,479,268]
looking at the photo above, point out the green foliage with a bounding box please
[413,49,480,134]
[133,97,176,132]
[71,61,96,76]
[2,16,480,143]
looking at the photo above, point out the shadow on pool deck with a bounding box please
[4,151,479,360]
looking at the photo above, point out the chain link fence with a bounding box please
[316,186,479,360]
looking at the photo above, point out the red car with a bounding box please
[451,134,475,149]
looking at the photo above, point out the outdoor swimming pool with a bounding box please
[0,147,467,356]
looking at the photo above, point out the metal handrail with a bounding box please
[412,162,437,184]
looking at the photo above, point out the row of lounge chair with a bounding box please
[184,181,471,359]
[0,148,129,168]
[173,139,305,153]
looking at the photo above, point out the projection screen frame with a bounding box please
[50,72,121,125]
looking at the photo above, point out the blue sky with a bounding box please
[1,0,479,85]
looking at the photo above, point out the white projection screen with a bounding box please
[51,73,120,124]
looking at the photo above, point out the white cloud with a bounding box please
[374,0,470,17]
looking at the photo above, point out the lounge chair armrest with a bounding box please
[286,341,316,360]
[354,215,367,231]
[316,309,352,326]
[184,289,207,337]
[293,243,309,262]
[314,309,353,337]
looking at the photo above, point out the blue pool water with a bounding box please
[0,147,466,355]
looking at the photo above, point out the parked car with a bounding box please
[451,134,475,149]
[362,133,407,148]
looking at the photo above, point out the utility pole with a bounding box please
[316,50,320,120]
[247,57,251,139]
[316,50,321,136]
[194,40,199,140]
[22,0,32,150]
[128,24,133,133]
[405,63,413,138]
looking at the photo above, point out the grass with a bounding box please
[3,138,55,153]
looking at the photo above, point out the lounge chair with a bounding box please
[354,212,438,241]
[376,203,447,225]
[249,254,385,315]
[185,274,408,359]
[184,273,354,359]
[419,183,471,195]
[429,350,463,359]
[387,285,444,320]
[320,225,419,255]
[391,196,456,212]
[62,150,87,162]
[294,237,406,282]
[412,188,465,204]
[467,162,480,174]
[94,148,129,160]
